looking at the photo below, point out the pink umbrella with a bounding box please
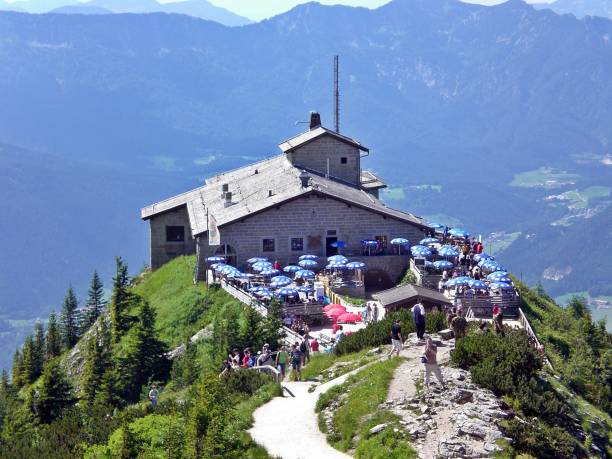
[337,312,363,324]
[325,308,346,319]
[323,303,345,312]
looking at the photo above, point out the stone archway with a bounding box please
[215,244,237,266]
[364,269,394,292]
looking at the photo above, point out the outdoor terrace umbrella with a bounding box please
[411,245,433,258]
[337,312,362,324]
[331,241,347,248]
[346,261,367,270]
[487,272,512,283]
[481,261,505,272]
[326,262,348,270]
[206,256,225,263]
[252,261,273,271]
[298,259,318,268]
[295,269,315,279]
[270,276,292,288]
[427,222,444,230]
[473,253,494,263]
[449,228,470,238]
[298,285,314,293]
[468,279,488,290]
[420,237,440,245]
[325,308,346,319]
[390,238,410,254]
[489,281,514,291]
[275,287,299,298]
[361,239,379,255]
[323,303,345,312]
[328,255,348,264]
[254,287,272,298]
[283,265,301,273]
[433,260,454,270]
[299,254,319,261]
[211,263,227,270]
[446,277,470,287]
[438,245,459,258]
[247,257,268,264]
[260,268,281,277]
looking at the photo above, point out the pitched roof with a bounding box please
[141,154,427,236]
[278,126,369,153]
[360,170,387,190]
[373,284,452,307]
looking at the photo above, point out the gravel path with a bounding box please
[249,367,365,459]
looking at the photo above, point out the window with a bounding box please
[327,229,337,236]
[166,226,185,242]
[340,157,347,164]
[291,237,304,252]
[375,235,388,249]
[262,238,275,253]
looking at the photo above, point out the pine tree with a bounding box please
[10,350,24,388]
[32,321,45,379]
[20,336,35,385]
[119,299,167,403]
[110,257,131,342]
[81,332,106,405]
[259,298,282,349]
[34,359,74,424]
[82,271,106,334]
[46,312,62,359]
[60,287,79,349]
[240,303,262,349]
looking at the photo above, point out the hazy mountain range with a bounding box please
[0,0,611,368]
[536,0,612,18]
[0,0,251,25]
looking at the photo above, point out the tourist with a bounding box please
[335,325,345,343]
[388,319,403,358]
[438,279,445,292]
[446,307,456,327]
[290,344,302,381]
[372,304,379,322]
[273,260,281,270]
[148,384,159,407]
[219,359,232,378]
[362,304,369,323]
[493,306,505,337]
[442,270,449,281]
[300,337,311,365]
[257,344,273,367]
[275,345,290,381]
[422,337,446,390]
[242,348,253,368]
[230,348,241,368]
[450,314,467,340]
[310,337,320,353]
[412,302,426,340]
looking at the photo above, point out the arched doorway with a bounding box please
[215,244,237,266]
[364,269,394,292]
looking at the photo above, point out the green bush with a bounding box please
[223,369,273,396]
[425,311,447,333]
[501,418,577,459]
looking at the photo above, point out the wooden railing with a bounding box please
[518,307,552,369]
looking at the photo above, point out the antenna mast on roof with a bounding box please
[334,55,340,133]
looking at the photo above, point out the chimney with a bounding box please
[299,170,311,188]
[309,111,321,130]
[224,191,232,207]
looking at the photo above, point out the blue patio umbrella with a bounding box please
[331,241,347,248]
[252,261,273,271]
[218,265,237,274]
[473,253,494,263]
[298,285,315,293]
[487,272,512,283]
[424,261,434,268]
[247,257,268,264]
[468,279,488,290]
[427,222,445,230]
[226,270,244,278]
[390,238,410,246]
[295,269,315,279]
[298,259,318,268]
[449,228,470,238]
[446,277,470,287]
[328,255,348,264]
[481,261,505,272]
[254,287,272,297]
[411,245,433,257]
[206,256,225,263]
[326,262,348,270]
[283,265,302,273]
[299,254,319,261]
[247,285,261,293]
[438,245,459,257]
[271,275,292,284]
[420,237,440,245]
[361,239,378,246]
[211,263,227,270]
[260,268,281,277]
[270,279,292,288]
[346,261,367,270]
[433,260,454,270]
[490,281,514,291]
[275,287,299,298]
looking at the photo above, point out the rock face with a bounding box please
[385,366,510,458]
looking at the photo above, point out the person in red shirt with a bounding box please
[242,348,251,368]
[310,337,320,353]
[273,260,281,270]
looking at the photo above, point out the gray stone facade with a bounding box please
[149,206,196,269]
[287,136,361,185]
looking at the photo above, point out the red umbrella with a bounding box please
[325,308,346,319]
[337,312,363,324]
[323,303,345,312]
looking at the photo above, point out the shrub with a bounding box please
[223,369,273,396]
[501,418,578,459]
[425,311,446,333]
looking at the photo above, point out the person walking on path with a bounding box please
[310,337,320,354]
[423,337,446,390]
[290,343,302,381]
[388,319,403,359]
[450,315,468,340]
[276,345,290,382]
[148,384,159,407]
[412,302,426,340]
[493,306,505,337]
[371,304,379,323]
[300,337,310,366]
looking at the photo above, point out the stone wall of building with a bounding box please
[196,194,426,276]
[149,206,196,269]
[287,136,361,185]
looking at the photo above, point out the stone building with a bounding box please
[141,113,430,288]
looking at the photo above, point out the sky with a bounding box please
[3,0,557,21]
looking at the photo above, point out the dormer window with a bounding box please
[340,157,347,164]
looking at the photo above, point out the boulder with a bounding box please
[369,423,387,435]
[451,389,474,404]
[438,328,454,340]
